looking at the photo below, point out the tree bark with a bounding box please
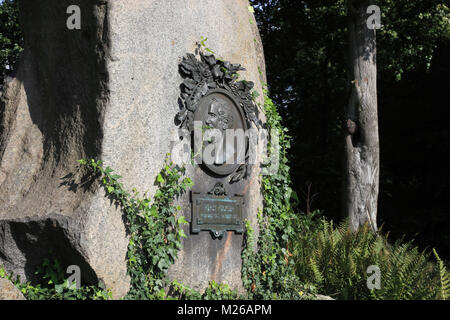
[344,0,380,231]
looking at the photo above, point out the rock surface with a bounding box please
[0,0,265,297]
[0,278,25,300]
[315,294,335,300]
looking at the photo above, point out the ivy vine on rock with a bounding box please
[78,156,193,299]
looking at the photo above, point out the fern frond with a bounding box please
[309,257,324,285]
[433,249,450,300]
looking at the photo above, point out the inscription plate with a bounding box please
[191,191,244,238]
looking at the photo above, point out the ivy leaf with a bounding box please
[177,216,188,225]
[179,229,187,238]
[156,173,165,184]
[157,259,168,271]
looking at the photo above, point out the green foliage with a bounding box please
[293,219,448,300]
[78,156,193,299]
[201,281,239,300]
[167,279,202,300]
[0,258,112,300]
[170,280,239,300]
[433,249,450,300]
[0,0,23,85]
[198,36,216,55]
[376,1,449,80]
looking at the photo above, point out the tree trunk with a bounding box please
[344,0,380,231]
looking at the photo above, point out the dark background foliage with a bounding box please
[250,0,449,259]
[0,0,22,88]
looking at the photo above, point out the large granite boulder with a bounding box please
[0,0,265,297]
[0,278,25,300]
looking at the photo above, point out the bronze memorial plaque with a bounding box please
[177,50,261,238]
